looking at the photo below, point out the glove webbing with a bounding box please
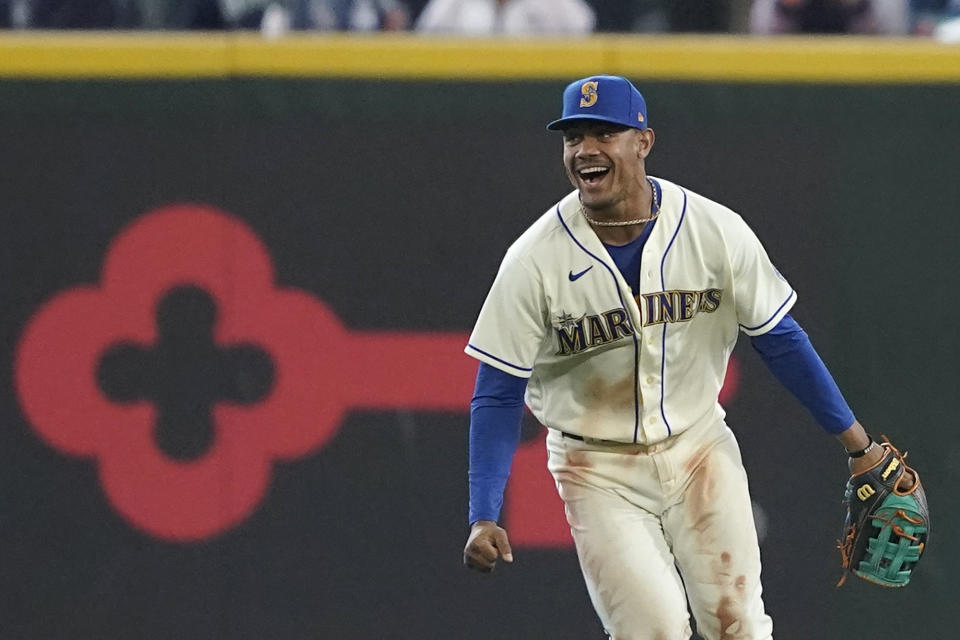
[857,504,926,585]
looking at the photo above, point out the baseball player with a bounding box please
[462,75,909,639]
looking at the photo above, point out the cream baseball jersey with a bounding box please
[465,177,796,444]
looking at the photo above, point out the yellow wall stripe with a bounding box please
[1,32,959,83]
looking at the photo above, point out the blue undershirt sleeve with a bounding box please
[468,362,529,525]
[750,314,856,434]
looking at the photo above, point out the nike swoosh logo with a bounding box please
[569,266,593,281]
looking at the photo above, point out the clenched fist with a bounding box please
[463,520,514,573]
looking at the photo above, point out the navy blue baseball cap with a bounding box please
[547,75,648,131]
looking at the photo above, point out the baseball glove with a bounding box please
[837,439,929,587]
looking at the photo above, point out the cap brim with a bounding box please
[546,114,642,131]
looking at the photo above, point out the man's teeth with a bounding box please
[579,167,609,180]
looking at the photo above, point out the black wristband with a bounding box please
[847,435,876,458]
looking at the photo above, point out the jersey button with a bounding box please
[646,376,655,384]
[648,416,657,424]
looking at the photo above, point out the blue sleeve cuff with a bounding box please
[468,363,528,524]
[750,314,855,434]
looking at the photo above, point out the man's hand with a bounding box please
[842,422,915,490]
[848,440,885,474]
[463,520,514,573]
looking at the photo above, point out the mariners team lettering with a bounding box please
[580,81,599,107]
[555,308,632,356]
[640,288,723,327]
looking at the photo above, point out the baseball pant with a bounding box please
[546,416,774,640]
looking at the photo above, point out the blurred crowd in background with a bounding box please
[0,0,958,37]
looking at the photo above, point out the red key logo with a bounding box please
[14,204,475,542]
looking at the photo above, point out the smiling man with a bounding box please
[461,75,918,639]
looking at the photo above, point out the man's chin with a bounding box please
[579,194,613,210]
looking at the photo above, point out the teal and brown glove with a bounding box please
[838,440,929,587]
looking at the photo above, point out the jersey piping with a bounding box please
[658,188,689,437]
[465,344,534,373]
[739,289,797,333]
[556,205,642,442]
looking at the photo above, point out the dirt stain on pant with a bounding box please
[715,551,749,639]
[684,445,718,537]
[682,445,756,638]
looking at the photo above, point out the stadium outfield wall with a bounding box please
[2,32,960,82]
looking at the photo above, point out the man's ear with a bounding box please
[638,128,655,158]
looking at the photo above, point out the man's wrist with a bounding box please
[846,434,876,458]
[470,519,497,528]
[836,419,872,453]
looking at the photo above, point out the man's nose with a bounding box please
[576,136,601,156]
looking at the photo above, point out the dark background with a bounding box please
[0,77,956,638]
